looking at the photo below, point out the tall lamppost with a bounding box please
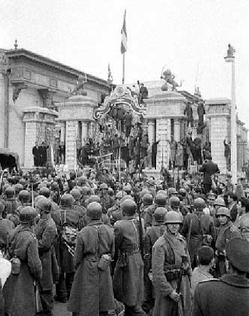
[224,44,237,184]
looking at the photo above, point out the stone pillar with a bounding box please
[60,122,66,143]
[156,118,171,169]
[174,120,181,142]
[65,121,77,169]
[81,121,88,145]
[148,120,156,144]
[205,99,231,173]
[24,122,37,168]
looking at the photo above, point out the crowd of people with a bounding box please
[0,158,249,316]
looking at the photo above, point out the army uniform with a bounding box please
[3,222,42,316]
[113,200,146,316]
[35,201,58,316]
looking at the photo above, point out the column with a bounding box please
[24,122,37,168]
[65,121,77,170]
[148,120,155,144]
[174,120,181,142]
[60,122,66,143]
[81,121,88,146]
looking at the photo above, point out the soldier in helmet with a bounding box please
[152,211,192,316]
[70,188,86,219]
[113,199,146,316]
[35,197,58,316]
[107,191,124,226]
[68,202,115,316]
[144,193,166,229]
[99,183,114,214]
[3,207,42,316]
[7,190,31,227]
[182,197,215,268]
[215,207,241,277]
[140,193,153,219]
[143,207,167,314]
[2,186,18,219]
[55,193,81,303]
[0,201,14,255]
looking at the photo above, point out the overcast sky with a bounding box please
[1,0,249,126]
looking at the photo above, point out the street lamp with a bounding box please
[224,44,237,184]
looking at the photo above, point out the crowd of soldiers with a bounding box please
[0,160,249,316]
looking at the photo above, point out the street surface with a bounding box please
[54,301,71,316]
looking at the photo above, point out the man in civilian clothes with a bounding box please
[192,238,249,316]
[199,155,220,194]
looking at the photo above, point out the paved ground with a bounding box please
[54,301,71,316]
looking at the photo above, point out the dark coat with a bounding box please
[113,216,144,306]
[35,216,57,290]
[192,274,249,316]
[3,226,42,316]
[199,160,219,185]
[68,220,115,316]
[0,218,14,250]
[182,212,215,265]
[152,232,192,316]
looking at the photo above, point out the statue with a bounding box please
[227,44,235,58]
[161,69,179,91]
[71,74,87,96]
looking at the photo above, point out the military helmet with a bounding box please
[156,190,167,196]
[5,186,15,198]
[121,195,133,204]
[82,186,91,195]
[87,195,101,204]
[142,193,153,205]
[139,189,150,199]
[168,187,178,196]
[214,197,226,207]
[61,194,74,207]
[36,197,51,213]
[100,183,108,190]
[178,188,187,197]
[18,190,30,203]
[121,199,137,216]
[50,182,59,191]
[87,202,102,220]
[14,183,24,194]
[169,196,180,208]
[216,207,231,219]
[39,187,50,198]
[116,191,125,199]
[19,206,39,224]
[153,207,167,223]
[165,210,183,224]
[77,176,87,186]
[70,188,81,201]
[123,184,132,193]
[155,193,167,206]
[193,197,206,211]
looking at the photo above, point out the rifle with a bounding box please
[137,199,144,259]
[172,255,188,316]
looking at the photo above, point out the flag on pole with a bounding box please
[107,63,113,85]
[121,10,127,54]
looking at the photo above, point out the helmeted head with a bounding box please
[61,194,74,207]
[214,197,226,208]
[18,190,30,203]
[123,184,132,194]
[82,186,91,196]
[240,215,249,241]
[4,186,15,198]
[142,193,153,206]
[139,189,150,200]
[50,182,59,191]
[168,187,178,197]
[169,196,180,209]
[87,202,102,220]
[216,206,231,220]
[87,195,101,204]
[153,207,167,223]
[19,206,39,224]
[165,211,183,225]
[226,238,249,273]
[35,197,51,214]
[39,187,50,198]
[14,183,24,194]
[178,188,187,198]
[193,198,206,211]
[99,183,108,192]
[70,188,81,201]
[155,193,167,207]
[121,199,137,216]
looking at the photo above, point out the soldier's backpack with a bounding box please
[61,210,78,254]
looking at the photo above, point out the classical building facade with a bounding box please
[0,48,109,168]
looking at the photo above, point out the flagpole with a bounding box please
[122,53,125,84]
